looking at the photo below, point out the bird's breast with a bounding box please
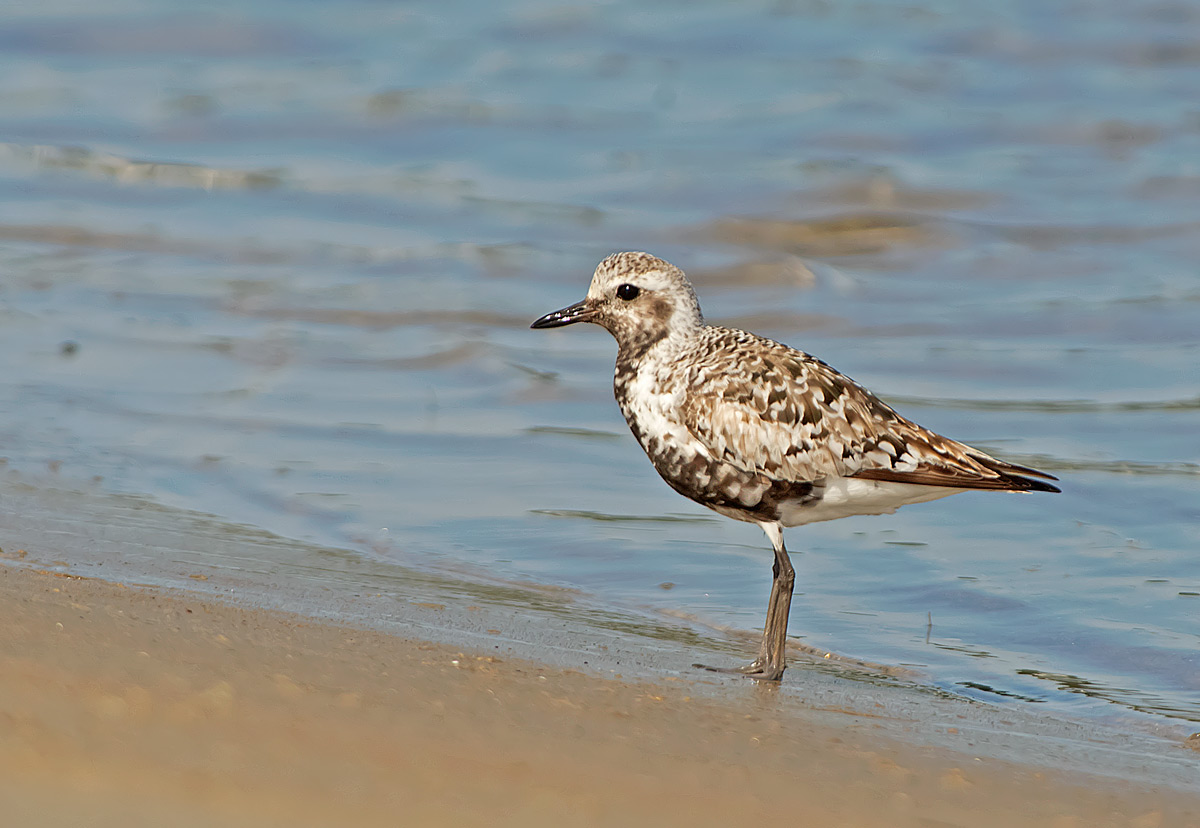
[615,364,691,455]
[614,361,781,520]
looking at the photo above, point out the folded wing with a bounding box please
[679,330,1060,494]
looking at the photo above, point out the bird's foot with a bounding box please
[693,660,785,682]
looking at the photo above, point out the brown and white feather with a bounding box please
[531,251,1058,680]
[552,252,1058,530]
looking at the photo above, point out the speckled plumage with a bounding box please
[532,252,1059,681]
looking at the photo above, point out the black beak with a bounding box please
[530,299,595,329]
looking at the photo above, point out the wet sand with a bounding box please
[1,564,1195,828]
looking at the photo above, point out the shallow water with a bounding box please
[0,0,1197,730]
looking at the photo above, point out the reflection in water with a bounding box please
[1018,669,1200,722]
[958,682,1046,704]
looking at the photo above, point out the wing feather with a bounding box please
[678,328,1060,493]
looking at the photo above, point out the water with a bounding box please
[0,0,1197,730]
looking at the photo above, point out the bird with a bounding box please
[531,252,1060,682]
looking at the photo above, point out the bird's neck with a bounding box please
[615,321,702,368]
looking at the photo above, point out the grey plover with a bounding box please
[532,252,1059,682]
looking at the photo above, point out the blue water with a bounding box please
[0,0,1197,727]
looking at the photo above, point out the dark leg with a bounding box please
[696,522,794,681]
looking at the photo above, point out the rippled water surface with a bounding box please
[1,0,1198,728]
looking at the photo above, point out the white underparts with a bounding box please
[777,478,963,527]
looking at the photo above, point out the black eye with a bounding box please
[616,283,640,301]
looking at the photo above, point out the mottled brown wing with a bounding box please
[679,329,1059,493]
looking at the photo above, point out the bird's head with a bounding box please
[531,252,704,358]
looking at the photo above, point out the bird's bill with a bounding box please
[530,299,595,329]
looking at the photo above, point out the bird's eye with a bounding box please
[616,283,640,301]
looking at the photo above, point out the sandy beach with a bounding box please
[1,560,1196,828]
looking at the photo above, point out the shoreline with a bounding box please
[1,561,1197,826]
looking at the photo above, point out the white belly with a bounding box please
[777,478,963,527]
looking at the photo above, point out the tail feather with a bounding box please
[852,453,1061,494]
[970,453,1061,493]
